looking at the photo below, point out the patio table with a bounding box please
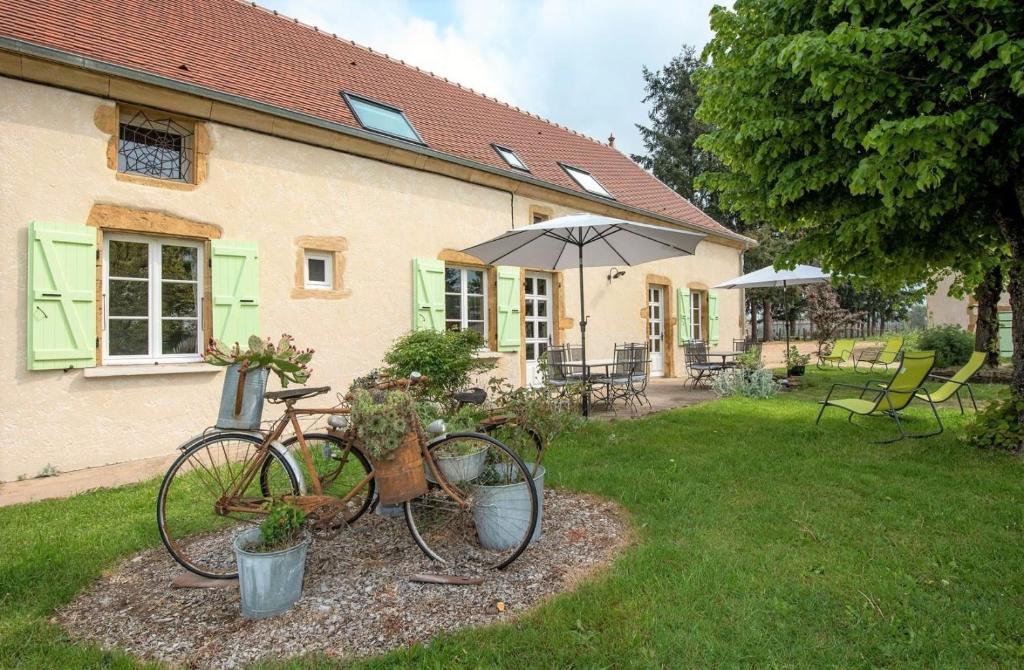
[707,350,742,367]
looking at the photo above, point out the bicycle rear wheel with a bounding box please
[157,432,299,579]
[404,432,538,571]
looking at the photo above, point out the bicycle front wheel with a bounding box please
[405,432,538,571]
[157,432,299,579]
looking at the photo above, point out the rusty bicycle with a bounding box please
[156,375,539,579]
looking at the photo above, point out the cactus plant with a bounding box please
[205,334,314,387]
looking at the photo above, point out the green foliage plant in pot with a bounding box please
[475,378,583,544]
[233,502,310,619]
[206,334,314,430]
[785,346,810,377]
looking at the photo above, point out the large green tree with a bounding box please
[697,0,1024,394]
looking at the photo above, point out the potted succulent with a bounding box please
[349,388,428,505]
[205,335,314,430]
[234,502,310,619]
[785,346,810,377]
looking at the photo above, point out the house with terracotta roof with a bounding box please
[0,0,753,481]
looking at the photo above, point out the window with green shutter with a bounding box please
[676,288,691,344]
[27,221,97,370]
[496,266,521,351]
[412,257,446,331]
[999,311,1013,358]
[708,291,720,345]
[211,240,260,346]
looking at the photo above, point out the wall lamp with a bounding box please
[606,267,626,284]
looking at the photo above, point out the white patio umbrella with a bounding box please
[714,264,831,355]
[462,213,705,415]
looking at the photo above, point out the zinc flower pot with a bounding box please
[425,444,488,484]
[233,527,310,619]
[471,463,545,549]
[217,364,270,430]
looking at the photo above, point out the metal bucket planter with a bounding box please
[234,527,310,619]
[425,444,488,484]
[471,463,545,550]
[217,364,269,430]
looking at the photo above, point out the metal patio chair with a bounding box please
[684,341,723,389]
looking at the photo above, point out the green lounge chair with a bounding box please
[916,351,986,413]
[816,351,941,443]
[817,338,857,369]
[854,335,904,372]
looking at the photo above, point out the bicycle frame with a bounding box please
[217,398,468,519]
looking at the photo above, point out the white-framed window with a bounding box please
[304,250,334,290]
[444,266,487,339]
[691,290,704,341]
[103,234,203,363]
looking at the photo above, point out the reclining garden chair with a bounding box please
[916,351,986,413]
[817,338,857,369]
[816,351,942,443]
[854,335,904,372]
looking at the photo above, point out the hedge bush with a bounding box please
[916,325,974,367]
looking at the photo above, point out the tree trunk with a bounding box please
[974,265,1003,367]
[762,299,773,342]
[997,178,1024,399]
[749,299,757,341]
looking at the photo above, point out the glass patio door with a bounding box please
[525,272,552,387]
[648,285,665,377]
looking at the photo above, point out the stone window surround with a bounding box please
[94,102,210,191]
[292,237,351,299]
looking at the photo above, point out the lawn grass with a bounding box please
[2,368,1022,668]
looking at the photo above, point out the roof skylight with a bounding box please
[341,91,424,144]
[492,144,529,172]
[559,163,613,199]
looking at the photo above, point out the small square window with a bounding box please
[492,144,529,172]
[118,108,195,182]
[341,91,424,144]
[559,163,614,199]
[304,251,334,290]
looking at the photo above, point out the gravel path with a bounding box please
[57,490,630,668]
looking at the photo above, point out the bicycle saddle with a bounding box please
[453,387,487,405]
[264,386,331,402]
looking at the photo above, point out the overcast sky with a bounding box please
[261,0,727,158]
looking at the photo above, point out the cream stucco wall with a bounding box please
[927,275,1011,331]
[0,75,745,481]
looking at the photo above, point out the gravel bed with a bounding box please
[57,490,630,668]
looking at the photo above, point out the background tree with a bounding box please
[633,45,730,224]
[697,0,1024,398]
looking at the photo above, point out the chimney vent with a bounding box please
[608,133,616,148]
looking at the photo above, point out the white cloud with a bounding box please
[266,0,724,157]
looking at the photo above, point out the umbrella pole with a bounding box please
[578,232,589,417]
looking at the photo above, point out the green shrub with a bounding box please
[382,329,496,407]
[963,398,1024,453]
[712,369,780,399]
[916,325,974,367]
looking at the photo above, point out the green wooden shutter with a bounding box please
[27,221,96,370]
[496,266,522,351]
[412,258,445,331]
[708,291,720,345]
[999,311,1013,358]
[211,240,260,345]
[676,288,691,344]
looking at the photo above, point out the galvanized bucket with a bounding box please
[233,527,310,619]
[217,364,269,430]
[425,445,488,484]
[471,463,544,550]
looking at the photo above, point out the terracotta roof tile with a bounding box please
[0,0,744,240]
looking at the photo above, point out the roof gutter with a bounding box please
[0,35,754,246]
